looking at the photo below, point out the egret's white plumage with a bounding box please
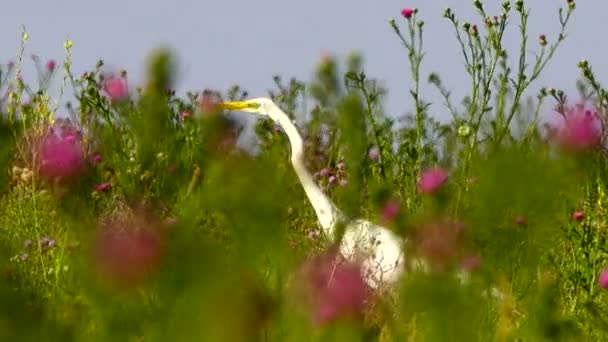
[218,98,405,288]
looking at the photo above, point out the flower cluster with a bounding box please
[314,162,348,188]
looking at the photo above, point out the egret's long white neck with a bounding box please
[267,105,337,235]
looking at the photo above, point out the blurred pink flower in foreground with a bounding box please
[552,105,603,152]
[461,254,482,272]
[297,251,369,326]
[103,75,129,102]
[411,218,465,272]
[418,167,448,194]
[381,199,400,224]
[599,268,608,289]
[95,210,164,287]
[36,124,85,182]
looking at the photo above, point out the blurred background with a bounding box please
[1,0,605,120]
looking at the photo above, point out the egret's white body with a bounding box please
[219,98,405,288]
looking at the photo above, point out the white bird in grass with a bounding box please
[218,98,405,288]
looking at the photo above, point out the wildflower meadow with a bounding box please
[3,1,608,340]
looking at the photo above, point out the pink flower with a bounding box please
[103,76,128,102]
[179,111,190,121]
[381,199,400,224]
[337,162,345,171]
[36,129,85,182]
[91,153,103,166]
[297,251,369,326]
[328,175,337,184]
[46,60,56,72]
[95,182,111,192]
[338,178,348,187]
[554,106,602,152]
[572,211,584,222]
[95,213,164,287]
[599,268,608,289]
[418,167,448,194]
[412,218,464,272]
[319,168,331,177]
[401,7,416,19]
[515,216,526,226]
[461,255,482,272]
[368,146,380,161]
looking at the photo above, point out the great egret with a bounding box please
[218,98,405,288]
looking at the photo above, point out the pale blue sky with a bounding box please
[2,0,605,121]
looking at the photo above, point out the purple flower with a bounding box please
[319,168,331,177]
[515,216,526,226]
[337,162,345,171]
[338,178,348,187]
[417,167,448,194]
[328,175,337,184]
[599,268,608,289]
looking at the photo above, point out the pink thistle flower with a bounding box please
[337,162,345,171]
[368,146,380,161]
[418,167,448,194]
[411,218,465,272]
[95,182,111,192]
[461,255,482,272]
[319,168,331,177]
[45,60,56,72]
[103,75,129,102]
[91,153,103,166]
[554,106,602,152]
[36,129,85,182]
[401,7,416,19]
[381,199,400,224]
[572,211,584,222]
[95,212,164,287]
[515,216,526,226]
[328,175,337,184]
[599,268,608,289]
[179,111,191,121]
[297,251,369,326]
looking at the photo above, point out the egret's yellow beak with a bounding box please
[217,101,260,111]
